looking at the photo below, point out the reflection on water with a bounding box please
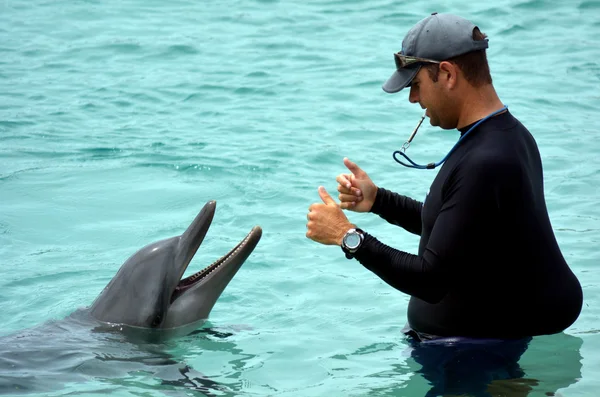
[0,311,243,396]
[0,305,585,397]
[398,332,583,397]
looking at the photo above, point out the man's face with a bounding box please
[408,66,455,130]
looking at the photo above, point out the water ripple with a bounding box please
[1,0,598,395]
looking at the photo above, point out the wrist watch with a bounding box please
[341,228,365,259]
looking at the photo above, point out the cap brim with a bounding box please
[382,66,420,93]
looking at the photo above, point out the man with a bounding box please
[306,13,583,341]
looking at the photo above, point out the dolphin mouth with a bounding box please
[170,226,262,304]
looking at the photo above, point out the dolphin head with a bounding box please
[89,201,262,332]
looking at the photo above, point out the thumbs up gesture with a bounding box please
[336,158,378,213]
[306,186,354,246]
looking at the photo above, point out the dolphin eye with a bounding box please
[151,314,163,327]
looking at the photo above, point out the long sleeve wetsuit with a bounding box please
[353,110,583,339]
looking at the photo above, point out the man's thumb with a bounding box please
[318,186,336,206]
[344,157,364,176]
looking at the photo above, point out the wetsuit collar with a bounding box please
[458,109,510,137]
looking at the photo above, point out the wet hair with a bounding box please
[424,28,493,86]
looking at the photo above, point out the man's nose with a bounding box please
[408,85,419,104]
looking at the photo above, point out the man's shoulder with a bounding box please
[456,145,523,183]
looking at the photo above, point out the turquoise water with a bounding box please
[2,0,600,395]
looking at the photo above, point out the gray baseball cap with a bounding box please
[382,13,489,93]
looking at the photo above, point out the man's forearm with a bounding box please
[370,187,423,235]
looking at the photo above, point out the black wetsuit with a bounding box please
[354,110,583,339]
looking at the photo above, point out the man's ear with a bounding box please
[439,61,458,89]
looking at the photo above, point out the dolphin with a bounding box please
[89,200,262,336]
[0,200,261,395]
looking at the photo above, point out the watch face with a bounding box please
[344,232,361,249]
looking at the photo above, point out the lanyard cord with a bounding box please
[393,105,508,170]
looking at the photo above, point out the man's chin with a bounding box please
[432,118,457,130]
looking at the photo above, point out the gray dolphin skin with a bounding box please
[89,200,262,333]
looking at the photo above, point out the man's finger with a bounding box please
[343,157,365,177]
[318,186,337,206]
[336,173,351,189]
[339,193,363,203]
[338,184,361,195]
[340,201,356,210]
[337,184,352,195]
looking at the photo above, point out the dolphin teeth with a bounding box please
[176,231,252,290]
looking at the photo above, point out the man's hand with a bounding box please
[336,158,377,212]
[306,186,354,246]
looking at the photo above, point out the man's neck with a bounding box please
[456,85,505,129]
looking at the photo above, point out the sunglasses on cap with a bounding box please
[394,52,440,69]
